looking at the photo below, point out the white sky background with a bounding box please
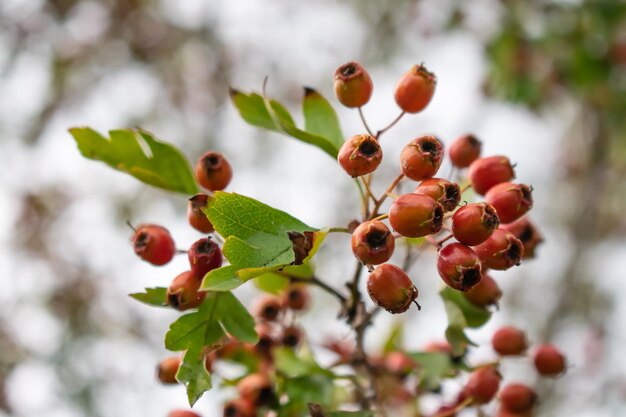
[1,0,625,416]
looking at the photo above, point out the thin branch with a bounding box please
[289,275,347,303]
[376,111,405,139]
[358,107,374,136]
[370,174,405,218]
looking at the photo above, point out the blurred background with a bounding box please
[1,0,625,416]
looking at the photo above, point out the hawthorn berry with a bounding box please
[385,351,416,377]
[468,156,516,195]
[448,133,482,168]
[452,202,500,246]
[157,356,181,384]
[492,326,528,356]
[168,410,201,417]
[337,134,383,177]
[499,383,537,413]
[501,217,543,259]
[464,366,502,404]
[413,177,461,212]
[464,273,502,307]
[167,271,206,311]
[237,373,275,406]
[473,229,524,270]
[333,61,373,108]
[282,284,311,311]
[281,325,303,348]
[351,220,395,265]
[437,243,483,291]
[389,193,444,238]
[195,151,233,191]
[254,323,276,357]
[533,344,566,377]
[131,224,176,266]
[485,182,533,224]
[223,398,256,417]
[367,264,419,314]
[254,295,283,322]
[187,194,214,233]
[188,238,223,280]
[400,135,444,181]
[394,64,437,113]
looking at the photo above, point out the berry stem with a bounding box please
[370,174,405,218]
[371,213,389,222]
[432,396,474,417]
[360,176,377,203]
[436,233,454,247]
[357,107,374,137]
[376,111,405,139]
[461,183,472,193]
[353,179,369,219]
[288,275,347,303]
[328,227,351,234]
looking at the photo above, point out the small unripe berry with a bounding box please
[389,194,444,238]
[237,373,275,406]
[223,398,256,417]
[351,220,395,265]
[464,273,502,307]
[492,326,528,356]
[187,194,214,233]
[281,325,304,348]
[337,134,383,177]
[282,284,311,311]
[437,243,483,291]
[394,64,437,113]
[333,62,373,108]
[188,238,223,280]
[195,151,233,191]
[385,351,416,377]
[400,136,444,181]
[468,156,515,195]
[167,271,206,310]
[485,182,533,224]
[132,224,176,266]
[533,344,566,377]
[499,383,537,413]
[452,202,500,246]
[473,229,524,271]
[367,264,419,314]
[413,178,461,212]
[464,366,502,404]
[168,410,202,417]
[157,356,181,384]
[448,134,482,168]
[501,217,543,259]
[254,295,283,322]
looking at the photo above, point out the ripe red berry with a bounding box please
[394,64,437,113]
[281,284,311,311]
[400,135,444,181]
[499,383,537,413]
[367,264,418,314]
[351,220,395,265]
[389,194,444,238]
[413,178,461,212]
[237,373,275,406]
[168,410,201,417]
[337,134,383,177]
[254,295,284,322]
[464,366,502,404]
[468,156,516,195]
[473,229,524,270]
[132,224,176,266]
[223,398,256,417]
[492,326,528,356]
[188,238,223,280]
[385,351,416,377]
[533,344,566,377]
[436,243,483,291]
[167,271,206,311]
[187,194,214,233]
[452,203,500,246]
[485,182,533,224]
[501,217,543,259]
[254,323,276,357]
[195,151,233,191]
[333,61,373,108]
[464,273,502,307]
[157,356,181,384]
[281,325,304,348]
[448,134,482,168]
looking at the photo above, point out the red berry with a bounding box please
[452,202,500,246]
[254,295,284,322]
[400,135,444,181]
[223,398,256,417]
[394,64,437,113]
[533,344,566,377]
[281,284,311,311]
[195,151,233,191]
[436,243,483,291]
[351,220,395,265]
[430,404,457,417]
[157,356,181,384]
[499,383,537,413]
[281,325,303,348]
[464,366,502,404]
[492,326,528,356]
[168,410,201,417]
[188,238,223,280]
[464,273,502,307]
[333,62,373,108]
[468,156,515,195]
[237,373,275,406]
[254,323,276,357]
[337,134,383,177]
[448,134,482,168]
[187,194,214,233]
[389,194,444,238]
[485,182,533,224]
[413,178,461,212]
[385,351,416,377]
[501,217,543,259]
[167,271,206,311]
[423,340,453,355]
[367,264,418,314]
[494,407,533,417]
[132,224,176,266]
[473,229,524,270]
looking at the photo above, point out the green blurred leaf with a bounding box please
[176,347,212,406]
[254,272,290,294]
[408,351,457,391]
[382,321,404,353]
[129,287,168,307]
[440,287,491,328]
[69,127,198,194]
[302,87,344,149]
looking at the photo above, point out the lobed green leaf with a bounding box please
[129,287,168,307]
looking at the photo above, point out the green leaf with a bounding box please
[254,272,290,294]
[408,351,457,391]
[176,346,212,406]
[129,287,168,307]
[69,127,198,194]
[440,286,488,356]
[440,287,491,328]
[214,292,258,343]
[302,87,344,149]
[382,321,404,353]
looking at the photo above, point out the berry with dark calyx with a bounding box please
[167,271,206,311]
[254,295,283,322]
[400,135,444,181]
[394,64,437,113]
[157,356,181,384]
[414,177,461,212]
[254,323,276,357]
[464,366,502,404]
[449,133,482,168]
[188,238,223,280]
[281,325,303,348]
[281,284,311,311]
[452,202,500,246]
[237,373,275,407]
[501,217,543,259]
[223,398,256,417]
[132,224,176,266]
[499,383,537,413]
[468,156,516,195]
[187,194,214,233]
[195,151,233,191]
[168,410,202,417]
[333,61,373,108]
[492,326,528,356]
[337,134,383,177]
[351,220,395,265]
[389,194,444,238]
[533,344,567,377]
[367,264,419,314]
[473,229,524,271]
[385,351,416,378]
[464,273,502,307]
[437,243,483,291]
[485,182,533,224]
